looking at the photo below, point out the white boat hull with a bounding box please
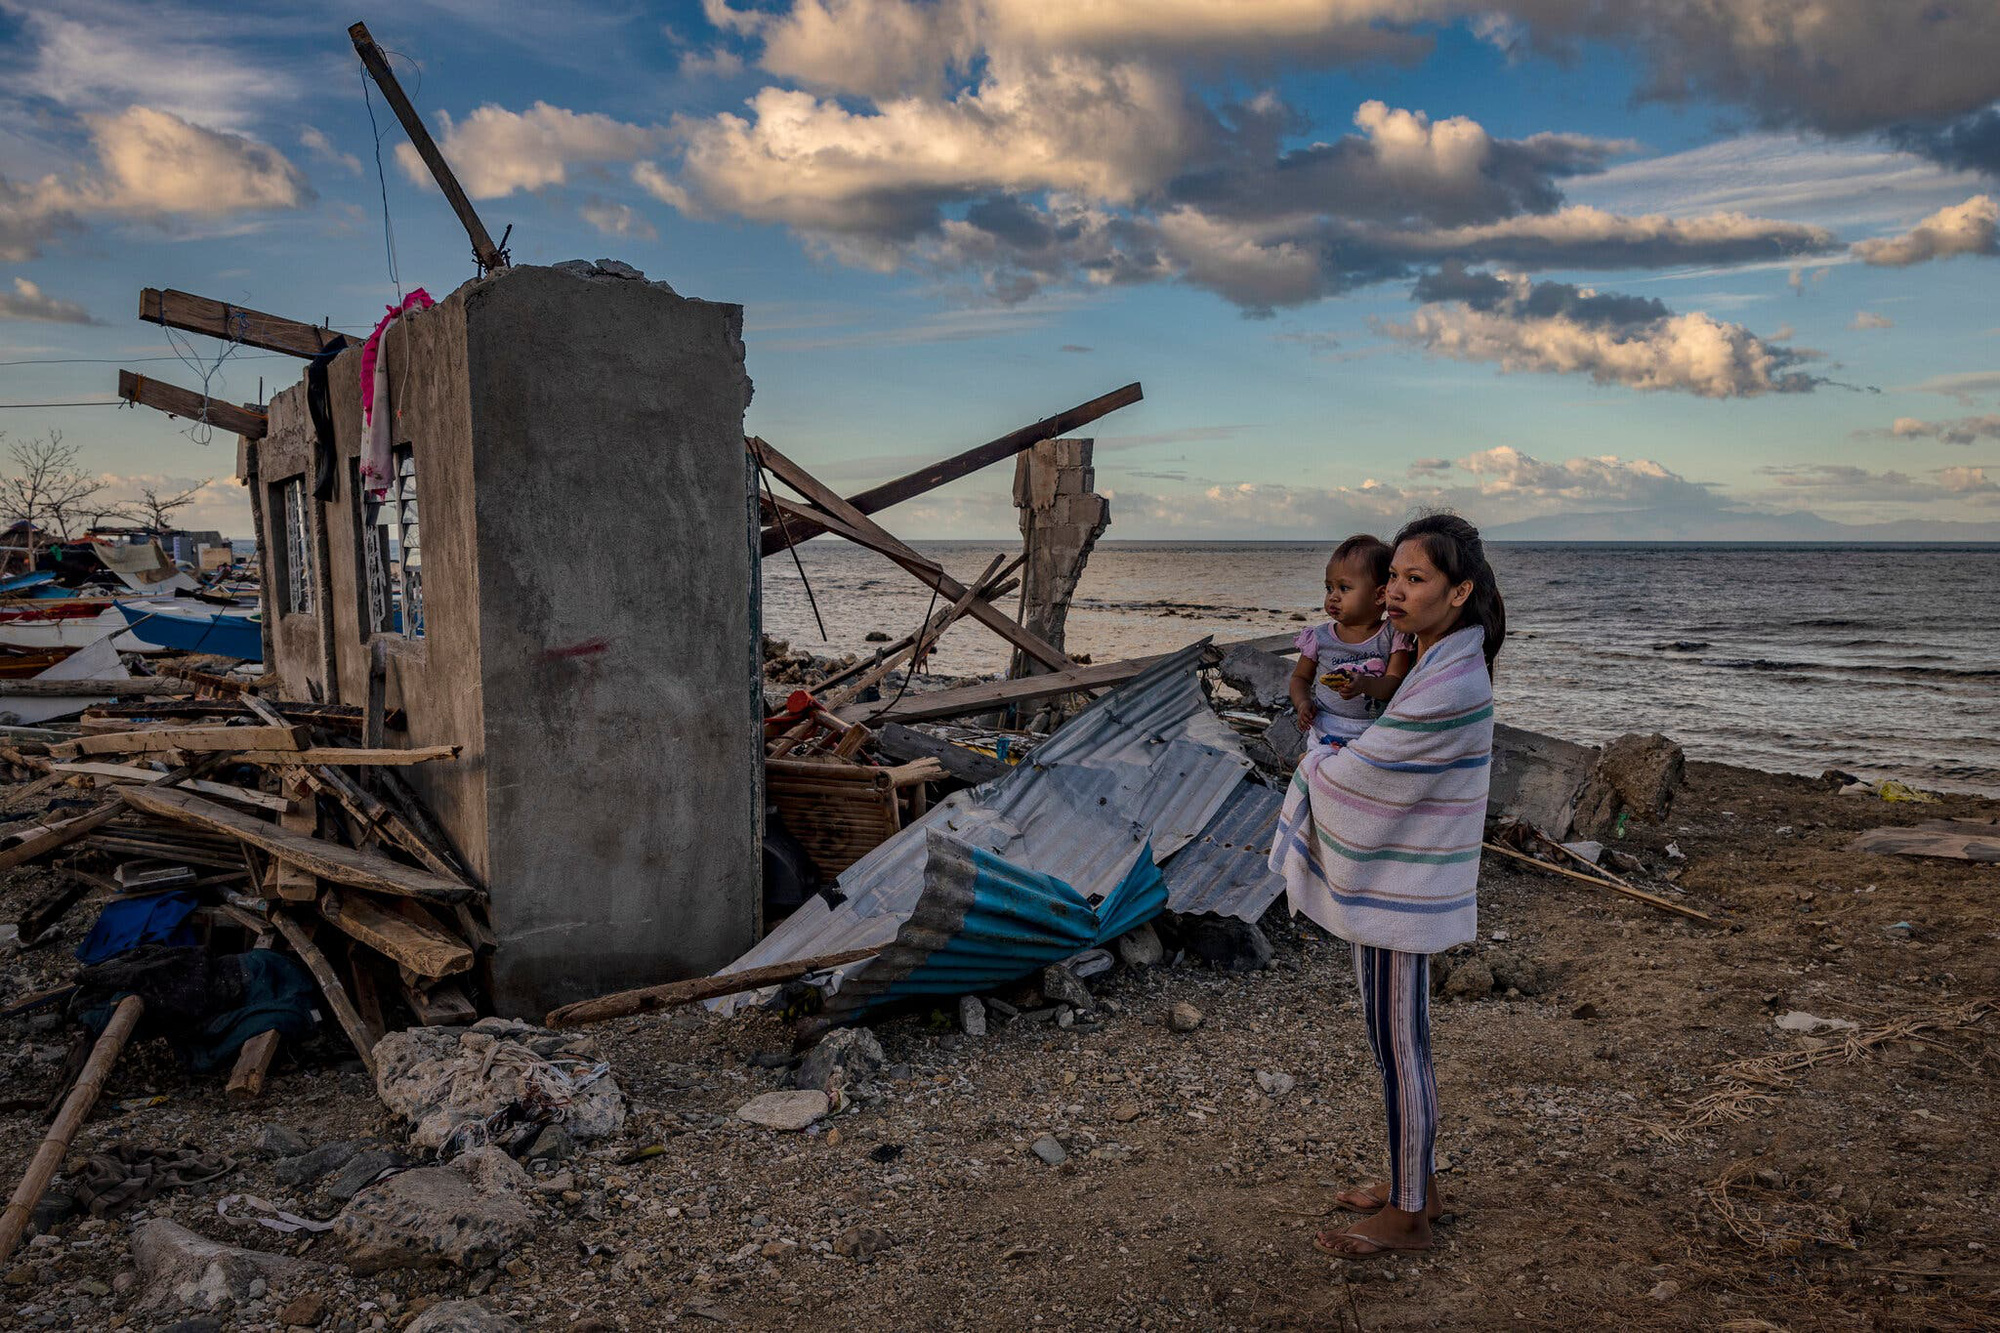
[0,604,174,652]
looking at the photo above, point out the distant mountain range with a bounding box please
[1485,506,2000,542]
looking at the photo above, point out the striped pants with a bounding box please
[1353,943,1438,1212]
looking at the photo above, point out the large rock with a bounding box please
[331,1154,535,1273]
[406,1300,522,1332]
[735,1090,830,1131]
[1489,723,1596,840]
[373,1023,625,1151]
[789,1026,884,1097]
[1601,734,1685,821]
[131,1220,314,1314]
[1176,915,1272,972]
[1038,963,1094,1012]
[1574,733,1685,837]
[1218,644,1295,710]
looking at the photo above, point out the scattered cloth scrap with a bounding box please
[73,1144,235,1218]
[359,288,434,497]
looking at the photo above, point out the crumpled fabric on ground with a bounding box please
[359,288,433,497]
[74,892,200,965]
[373,1021,625,1154]
[72,947,319,1073]
[72,1144,236,1218]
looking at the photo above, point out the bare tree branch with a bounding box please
[130,482,210,536]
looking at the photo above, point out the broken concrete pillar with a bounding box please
[1007,437,1109,680]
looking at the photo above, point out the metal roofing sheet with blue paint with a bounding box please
[717,643,1275,1007]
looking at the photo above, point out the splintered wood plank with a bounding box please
[225,746,460,767]
[319,889,472,978]
[52,724,307,760]
[139,288,354,358]
[224,1030,280,1102]
[116,370,266,439]
[118,785,480,904]
[49,763,290,813]
[401,978,477,1026]
[270,911,377,1077]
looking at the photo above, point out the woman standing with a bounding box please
[1268,513,1506,1260]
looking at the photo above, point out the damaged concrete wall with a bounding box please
[1007,437,1108,680]
[245,263,763,1016]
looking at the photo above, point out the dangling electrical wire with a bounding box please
[751,447,828,642]
[361,66,404,304]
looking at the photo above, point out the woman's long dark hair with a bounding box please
[1392,512,1506,673]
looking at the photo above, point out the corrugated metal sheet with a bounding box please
[715,643,1259,1011]
[1160,779,1287,921]
[800,831,1167,1035]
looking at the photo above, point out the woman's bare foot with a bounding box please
[1314,1205,1433,1260]
[1332,1176,1448,1221]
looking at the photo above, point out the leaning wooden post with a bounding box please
[349,22,509,273]
[0,995,144,1261]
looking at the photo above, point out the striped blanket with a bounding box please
[1268,623,1493,953]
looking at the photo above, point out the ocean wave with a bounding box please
[1701,657,2000,681]
[1651,640,1712,652]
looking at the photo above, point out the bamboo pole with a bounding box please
[544,948,880,1029]
[1481,839,1713,922]
[0,995,144,1261]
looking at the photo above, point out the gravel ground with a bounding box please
[2,759,1996,1331]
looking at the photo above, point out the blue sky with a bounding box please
[2,1,1997,539]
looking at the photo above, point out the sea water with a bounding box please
[761,541,2000,797]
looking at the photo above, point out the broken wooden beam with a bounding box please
[49,764,288,812]
[349,22,508,273]
[224,1030,281,1103]
[834,630,1299,724]
[270,911,377,1077]
[758,383,1142,556]
[873,724,1011,785]
[543,947,881,1029]
[139,289,353,358]
[116,370,265,439]
[0,678,192,699]
[319,889,473,978]
[118,785,480,904]
[753,438,1072,673]
[51,724,308,760]
[0,753,222,872]
[227,745,460,768]
[0,994,143,1262]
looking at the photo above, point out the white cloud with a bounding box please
[1848,310,1893,330]
[578,199,657,240]
[0,278,96,324]
[19,106,309,223]
[396,102,666,200]
[7,6,297,131]
[670,57,1201,234]
[1383,267,1822,397]
[1852,194,1999,266]
[1938,465,1997,495]
[1368,204,1833,269]
[299,126,361,176]
[1453,444,1718,505]
[1887,414,2000,445]
[1904,370,2000,404]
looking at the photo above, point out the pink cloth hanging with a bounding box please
[359,289,434,497]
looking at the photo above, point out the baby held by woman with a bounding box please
[1288,534,1414,755]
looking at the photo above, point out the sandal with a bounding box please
[1313,1226,1433,1261]
[1334,1182,1453,1223]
